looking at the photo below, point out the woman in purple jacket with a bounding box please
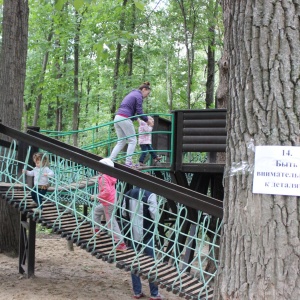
[109,81,153,167]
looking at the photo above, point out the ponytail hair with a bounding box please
[138,81,151,90]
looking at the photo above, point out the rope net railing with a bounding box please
[0,144,221,299]
[0,141,19,183]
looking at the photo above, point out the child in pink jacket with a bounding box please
[138,117,161,166]
[93,158,127,251]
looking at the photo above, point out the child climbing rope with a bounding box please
[93,157,127,252]
[138,116,161,167]
[22,152,54,211]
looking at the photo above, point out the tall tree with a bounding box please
[0,0,28,131]
[32,29,53,126]
[0,0,29,254]
[215,1,300,299]
[111,0,128,116]
[177,0,196,109]
[204,0,219,108]
[124,1,136,80]
[72,8,82,147]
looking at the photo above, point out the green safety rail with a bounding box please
[40,113,174,169]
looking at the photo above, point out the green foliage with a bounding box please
[74,0,85,11]
[37,223,53,234]
[55,0,88,11]
[22,0,224,139]
[55,0,66,10]
[134,0,145,11]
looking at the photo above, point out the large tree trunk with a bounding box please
[0,195,20,255]
[0,0,29,255]
[215,1,300,299]
[0,0,28,131]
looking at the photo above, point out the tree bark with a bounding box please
[125,1,136,80]
[33,30,53,127]
[0,195,20,255]
[178,0,195,109]
[0,0,29,255]
[0,0,29,131]
[205,0,219,109]
[54,50,63,133]
[205,33,215,108]
[215,1,300,299]
[167,71,173,112]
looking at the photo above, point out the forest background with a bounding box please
[0,2,223,299]
[7,0,223,137]
[2,1,300,299]
[0,0,224,254]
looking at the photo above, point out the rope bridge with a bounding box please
[0,141,221,300]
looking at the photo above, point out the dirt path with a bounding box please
[0,234,183,300]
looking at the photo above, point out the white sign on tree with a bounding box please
[253,146,300,196]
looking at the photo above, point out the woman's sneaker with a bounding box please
[133,292,146,299]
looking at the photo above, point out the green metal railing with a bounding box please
[41,113,173,169]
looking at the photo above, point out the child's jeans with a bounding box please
[131,238,159,297]
[139,144,157,163]
[31,187,47,209]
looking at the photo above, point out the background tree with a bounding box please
[215,1,300,299]
[204,0,219,108]
[0,0,29,254]
[20,0,223,135]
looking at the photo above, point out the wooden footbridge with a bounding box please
[0,109,226,300]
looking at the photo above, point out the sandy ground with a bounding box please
[0,233,183,300]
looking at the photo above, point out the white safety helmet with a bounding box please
[99,158,114,167]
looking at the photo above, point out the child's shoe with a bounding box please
[149,293,164,300]
[139,162,147,167]
[133,292,146,299]
[125,162,139,169]
[125,162,132,168]
[116,242,127,252]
